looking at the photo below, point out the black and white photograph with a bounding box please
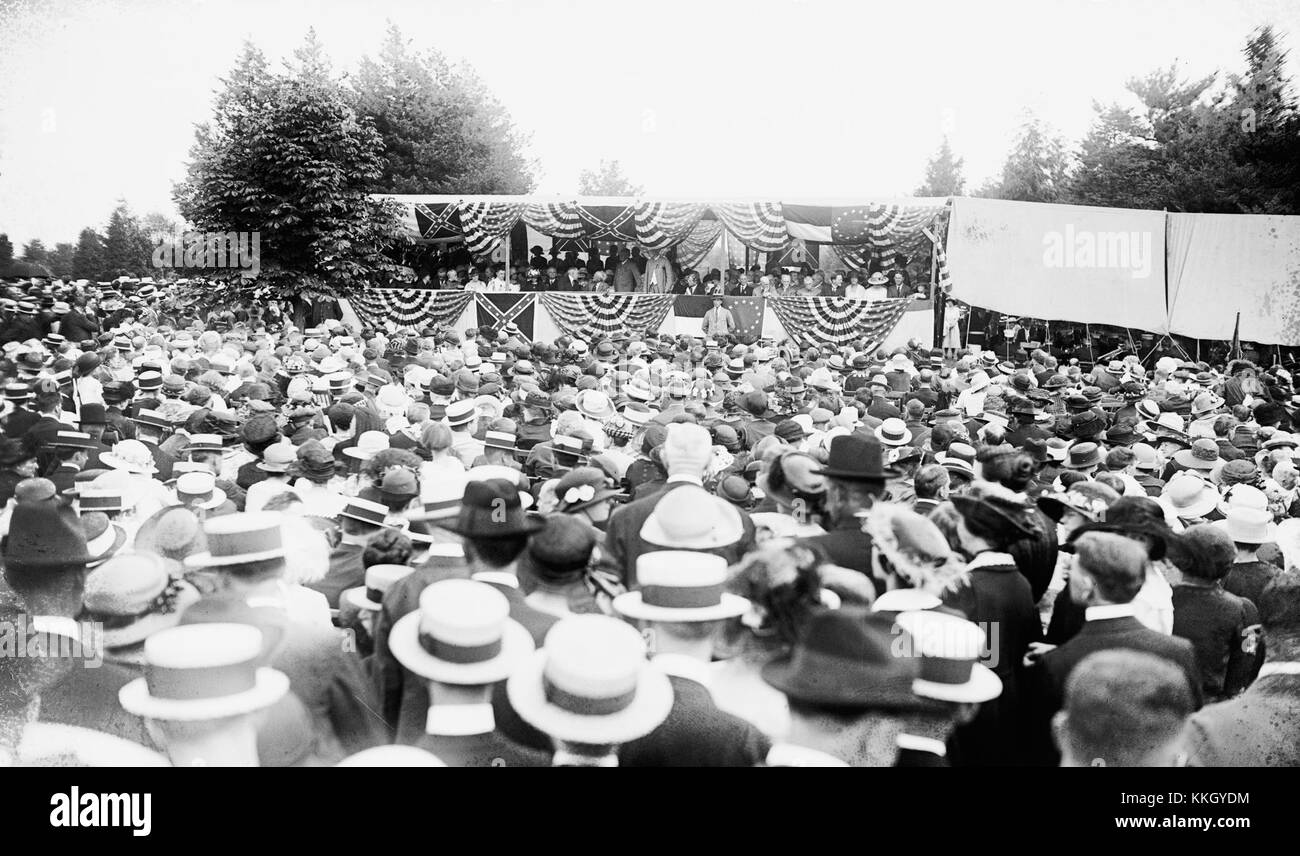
[0,0,1295,829]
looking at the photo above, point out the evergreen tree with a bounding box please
[915,137,966,196]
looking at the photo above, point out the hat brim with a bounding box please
[176,488,227,511]
[118,667,290,721]
[389,613,534,684]
[99,584,200,648]
[640,502,744,548]
[506,651,674,745]
[101,452,158,474]
[560,487,622,513]
[1061,457,1103,470]
[613,591,751,623]
[183,546,287,569]
[1172,451,1220,470]
[810,466,899,481]
[1158,491,1219,520]
[344,587,383,613]
[1213,518,1278,544]
[874,428,913,446]
[913,663,1003,704]
[86,524,129,567]
[256,462,292,473]
[761,653,932,711]
[437,514,545,539]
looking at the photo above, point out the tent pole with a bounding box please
[503,230,511,294]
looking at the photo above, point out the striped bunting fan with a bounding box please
[538,293,676,342]
[458,202,525,255]
[675,221,723,269]
[350,289,473,332]
[710,202,789,251]
[524,202,586,239]
[634,202,706,250]
[769,296,913,349]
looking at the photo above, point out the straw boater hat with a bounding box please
[81,511,127,568]
[118,623,290,721]
[345,564,415,613]
[172,471,227,511]
[895,610,1002,704]
[389,579,534,685]
[507,614,674,745]
[613,551,751,622]
[183,512,287,569]
[335,746,446,767]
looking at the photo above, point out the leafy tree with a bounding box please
[977,112,1072,202]
[21,239,49,265]
[174,33,407,307]
[578,159,643,196]
[1224,25,1300,212]
[101,201,152,277]
[352,23,536,194]
[72,228,107,280]
[48,243,76,278]
[915,137,965,196]
[0,234,12,267]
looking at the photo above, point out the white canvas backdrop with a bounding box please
[946,197,1168,332]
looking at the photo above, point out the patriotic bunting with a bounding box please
[674,220,723,269]
[538,293,676,343]
[349,289,473,332]
[783,202,945,246]
[524,202,588,240]
[459,201,525,255]
[673,295,764,342]
[710,202,789,251]
[474,293,536,340]
[768,296,912,349]
[634,202,707,250]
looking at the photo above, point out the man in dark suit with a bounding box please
[373,481,555,743]
[613,551,770,766]
[57,299,100,343]
[388,578,549,767]
[798,435,891,584]
[2,499,151,747]
[1182,573,1300,766]
[604,422,755,587]
[1027,532,1202,765]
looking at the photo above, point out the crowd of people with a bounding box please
[410,246,930,299]
[1,273,1298,768]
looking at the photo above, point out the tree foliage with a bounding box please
[577,159,643,196]
[173,33,407,303]
[72,228,107,280]
[915,137,966,197]
[352,23,536,194]
[976,112,1072,203]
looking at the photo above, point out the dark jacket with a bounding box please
[1027,613,1202,766]
[798,519,876,584]
[59,309,100,343]
[620,672,770,767]
[1171,581,1261,700]
[1182,669,1300,767]
[1223,560,1280,609]
[412,728,551,768]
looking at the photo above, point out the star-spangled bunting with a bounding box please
[768,296,913,349]
[538,293,676,343]
[349,289,473,332]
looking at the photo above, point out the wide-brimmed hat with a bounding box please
[184,512,287,569]
[1157,472,1219,520]
[2,499,92,570]
[762,608,936,711]
[554,466,620,513]
[640,487,744,549]
[118,623,290,721]
[1214,507,1277,545]
[343,430,390,461]
[1191,391,1224,416]
[101,439,158,474]
[812,435,899,481]
[389,579,534,685]
[950,492,1038,540]
[895,610,1002,704]
[256,443,296,474]
[506,614,673,745]
[614,551,750,622]
[1173,438,1221,471]
[345,564,415,613]
[575,389,615,421]
[438,479,543,538]
[84,552,200,648]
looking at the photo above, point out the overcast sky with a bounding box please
[0,0,1297,248]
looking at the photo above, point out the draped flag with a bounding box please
[413,202,463,240]
[525,203,640,242]
[710,202,789,251]
[538,293,676,342]
[524,202,587,239]
[672,296,764,342]
[783,202,945,246]
[350,289,473,332]
[634,202,707,251]
[475,293,536,340]
[769,296,912,349]
[459,201,525,255]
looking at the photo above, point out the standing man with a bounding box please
[702,295,735,340]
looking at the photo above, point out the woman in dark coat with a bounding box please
[942,487,1044,765]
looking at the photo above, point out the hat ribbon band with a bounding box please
[641,582,724,610]
[180,489,213,504]
[417,631,501,664]
[365,587,386,605]
[543,675,635,716]
[918,654,976,686]
[145,659,258,701]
